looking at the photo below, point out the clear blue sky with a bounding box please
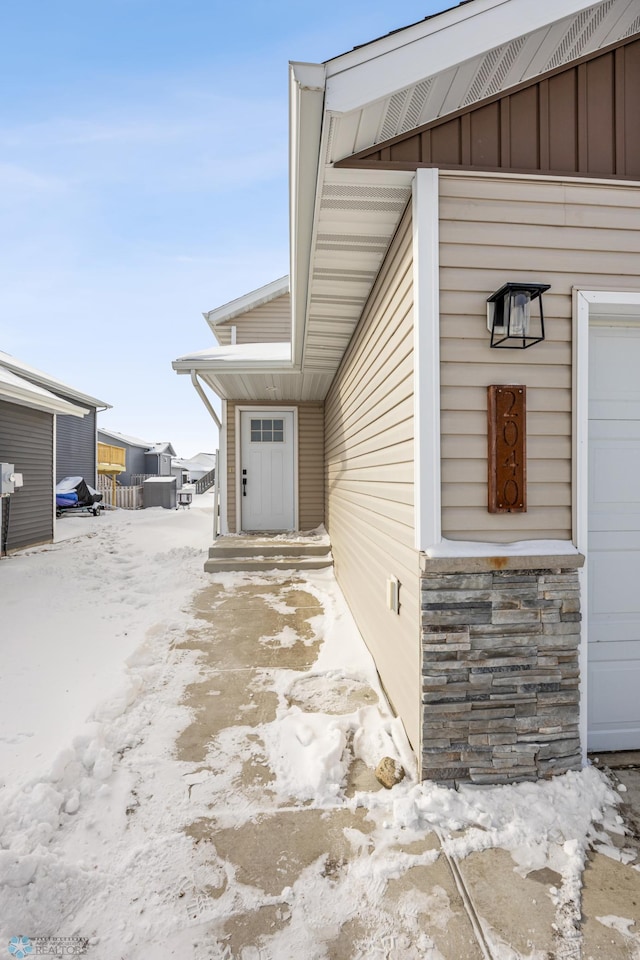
[0,0,449,457]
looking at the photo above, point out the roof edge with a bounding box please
[0,351,110,409]
[289,61,326,369]
[324,0,606,114]
[203,275,290,331]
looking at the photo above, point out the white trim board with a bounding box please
[234,405,299,533]
[413,167,441,553]
[574,288,640,759]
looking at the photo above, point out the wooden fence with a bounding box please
[97,477,143,510]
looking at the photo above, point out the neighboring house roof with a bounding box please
[0,366,89,418]
[174,0,638,401]
[173,452,216,472]
[98,428,152,449]
[0,350,111,409]
[146,442,177,456]
[98,428,176,457]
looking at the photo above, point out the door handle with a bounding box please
[242,469,247,496]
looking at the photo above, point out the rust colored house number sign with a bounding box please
[488,385,526,513]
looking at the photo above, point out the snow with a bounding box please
[176,341,292,363]
[0,501,632,959]
[426,537,580,558]
[0,365,88,417]
[0,499,212,786]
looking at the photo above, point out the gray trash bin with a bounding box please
[143,476,177,509]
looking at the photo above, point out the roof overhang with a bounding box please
[0,368,89,417]
[172,341,333,402]
[0,351,110,409]
[287,0,638,393]
[177,0,637,406]
[324,0,616,114]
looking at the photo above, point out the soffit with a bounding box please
[326,0,639,162]
[193,369,334,403]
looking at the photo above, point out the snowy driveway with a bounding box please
[1,499,639,959]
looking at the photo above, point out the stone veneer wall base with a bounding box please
[420,554,585,787]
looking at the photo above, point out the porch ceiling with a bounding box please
[190,369,333,403]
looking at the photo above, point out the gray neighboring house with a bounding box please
[97,429,177,486]
[0,362,95,553]
[0,351,111,487]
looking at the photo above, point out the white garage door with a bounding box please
[588,322,640,750]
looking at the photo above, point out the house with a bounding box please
[0,350,110,487]
[172,452,217,484]
[0,360,95,552]
[174,0,640,784]
[97,429,177,486]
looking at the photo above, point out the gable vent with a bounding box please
[622,13,640,37]
[545,0,615,71]
[463,36,526,105]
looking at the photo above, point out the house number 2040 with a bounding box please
[488,385,526,514]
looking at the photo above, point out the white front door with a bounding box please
[588,321,640,750]
[239,410,295,531]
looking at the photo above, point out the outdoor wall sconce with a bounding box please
[487,282,550,349]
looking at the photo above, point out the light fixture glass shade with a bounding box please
[487,282,550,348]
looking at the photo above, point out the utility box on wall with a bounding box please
[143,476,177,510]
[0,463,23,496]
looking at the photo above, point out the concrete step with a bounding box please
[209,541,330,559]
[204,555,333,573]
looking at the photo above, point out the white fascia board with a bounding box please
[0,378,89,418]
[289,61,326,369]
[0,350,110,409]
[172,342,293,375]
[325,0,599,113]
[203,276,290,332]
[172,358,294,376]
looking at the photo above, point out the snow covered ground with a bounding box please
[0,497,636,959]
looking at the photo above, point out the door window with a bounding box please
[250,418,284,442]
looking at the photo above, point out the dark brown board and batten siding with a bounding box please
[337,34,640,182]
[324,205,421,751]
[0,399,54,551]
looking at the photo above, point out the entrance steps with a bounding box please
[204,536,333,573]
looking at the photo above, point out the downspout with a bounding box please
[190,370,222,430]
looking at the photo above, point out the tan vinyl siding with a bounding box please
[226,401,323,533]
[325,205,421,751]
[215,293,291,345]
[439,172,640,541]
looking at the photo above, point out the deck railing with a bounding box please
[195,468,216,494]
[97,442,126,473]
